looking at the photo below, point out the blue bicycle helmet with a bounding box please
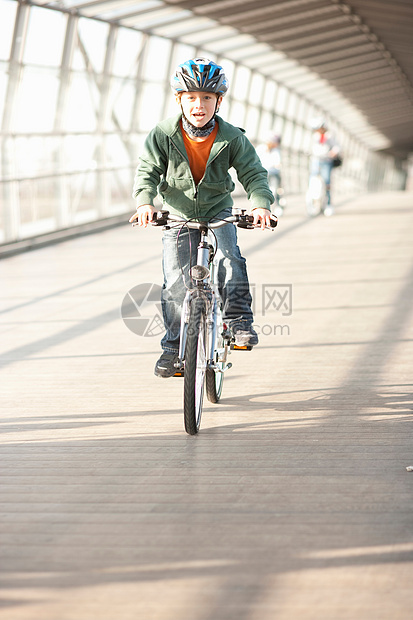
[171,58,229,96]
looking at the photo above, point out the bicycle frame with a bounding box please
[177,222,228,373]
[150,210,259,373]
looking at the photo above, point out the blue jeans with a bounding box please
[160,209,253,353]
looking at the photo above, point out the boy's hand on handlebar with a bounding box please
[252,208,277,230]
[129,205,155,228]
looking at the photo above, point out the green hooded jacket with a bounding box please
[132,113,274,220]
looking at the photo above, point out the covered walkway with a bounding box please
[1,191,413,619]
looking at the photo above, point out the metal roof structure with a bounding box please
[34,0,413,157]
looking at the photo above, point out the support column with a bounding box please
[1,2,30,242]
[54,13,78,228]
[96,23,117,218]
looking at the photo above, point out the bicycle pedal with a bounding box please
[230,343,253,351]
[173,370,184,377]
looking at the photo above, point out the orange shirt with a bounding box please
[180,120,219,185]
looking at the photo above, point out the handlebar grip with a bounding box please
[237,214,278,229]
[246,214,278,227]
[151,210,170,226]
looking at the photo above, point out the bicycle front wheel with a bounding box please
[184,297,207,435]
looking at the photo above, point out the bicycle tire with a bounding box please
[306,176,325,217]
[306,192,323,217]
[206,304,224,403]
[184,297,207,435]
[206,367,223,403]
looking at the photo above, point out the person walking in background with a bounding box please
[309,117,341,216]
[256,133,286,217]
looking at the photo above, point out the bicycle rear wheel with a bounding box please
[306,175,325,217]
[206,305,225,403]
[184,297,207,435]
[206,364,223,403]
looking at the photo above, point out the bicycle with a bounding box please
[305,172,327,217]
[138,209,277,435]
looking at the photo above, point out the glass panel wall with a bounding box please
[23,6,66,67]
[0,0,17,60]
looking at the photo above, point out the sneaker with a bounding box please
[154,352,179,378]
[232,325,259,347]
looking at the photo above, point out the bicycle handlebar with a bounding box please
[147,210,277,231]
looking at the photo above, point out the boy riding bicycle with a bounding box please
[129,58,275,377]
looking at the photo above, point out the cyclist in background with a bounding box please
[129,58,275,377]
[256,133,285,217]
[309,117,341,216]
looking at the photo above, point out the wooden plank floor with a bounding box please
[1,191,413,620]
